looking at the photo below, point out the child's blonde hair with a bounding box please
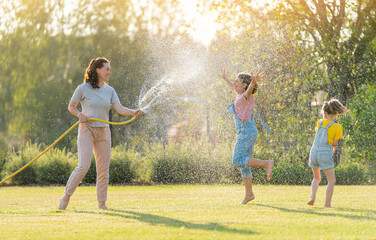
[322,98,349,115]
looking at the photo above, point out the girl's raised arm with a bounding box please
[244,71,265,99]
[219,67,235,93]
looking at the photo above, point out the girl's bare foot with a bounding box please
[58,195,70,210]
[240,193,255,205]
[307,199,315,206]
[98,201,109,210]
[266,160,274,181]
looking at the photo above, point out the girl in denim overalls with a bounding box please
[219,67,274,205]
[307,99,348,207]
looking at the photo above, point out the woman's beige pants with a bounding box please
[64,123,111,201]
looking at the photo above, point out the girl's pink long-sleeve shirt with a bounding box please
[234,93,255,122]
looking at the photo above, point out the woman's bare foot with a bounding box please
[98,201,109,210]
[307,199,315,206]
[58,194,70,210]
[266,160,274,181]
[240,193,255,205]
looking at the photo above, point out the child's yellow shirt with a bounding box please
[315,119,344,145]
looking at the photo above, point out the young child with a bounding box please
[219,67,274,205]
[307,98,348,207]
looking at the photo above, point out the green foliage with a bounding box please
[335,163,370,185]
[340,85,376,182]
[150,142,205,184]
[211,0,376,177]
[149,141,233,184]
[109,146,137,184]
[82,145,139,185]
[0,0,375,187]
[0,151,7,180]
[0,141,371,186]
[34,148,75,185]
[81,158,97,184]
[340,85,376,163]
[270,162,312,185]
[2,143,40,185]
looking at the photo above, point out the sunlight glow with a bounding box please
[178,0,274,46]
[178,0,220,46]
[47,0,273,46]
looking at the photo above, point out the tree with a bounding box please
[274,0,376,103]
[340,84,376,181]
[0,0,213,150]
[210,0,376,104]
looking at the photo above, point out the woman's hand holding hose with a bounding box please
[78,113,90,123]
[134,109,142,119]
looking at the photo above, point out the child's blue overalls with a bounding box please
[227,103,272,178]
[309,120,335,170]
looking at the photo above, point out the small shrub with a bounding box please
[152,155,196,183]
[82,146,139,185]
[2,140,371,186]
[150,142,232,184]
[223,165,242,184]
[0,151,7,181]
[209,143,238,184]
[270,162,312,185]
[196,157,228,184]
[3,143,40,185]
[34,148,75,184]
[251,167,269,184]
[81,158,97,184]
[109,146,136,184]
[335,163,369,185]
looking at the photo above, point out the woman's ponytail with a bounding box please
[83,58,109,88]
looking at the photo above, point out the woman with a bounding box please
[59,57,142,210]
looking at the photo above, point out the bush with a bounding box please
[0,151,7,181]
[34,148,75,184]
[1,141,371,186]
[109,146,136,184]
[270,162,312,185]
[335,163,369,185]
[210,143,239,184]
[81,158,97,184]
[340,85,376,181]
[3,143,40,185]
[82,145,139,185]
[150,143,200,184]
[304,163,369,185]
[150,141,233,184]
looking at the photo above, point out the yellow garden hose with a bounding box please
[0,116,139,185]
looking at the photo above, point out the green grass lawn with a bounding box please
[0,184,375,240]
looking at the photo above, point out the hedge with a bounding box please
[0,142,371,185]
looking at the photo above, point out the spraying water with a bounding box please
[137,49,208,113]
[138,76,171,112]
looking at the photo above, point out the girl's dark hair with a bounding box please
[322,98,349,115]
[237,73,258,94]
[84,57,110,88]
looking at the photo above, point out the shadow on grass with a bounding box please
[255,204,376,221]
[75,209,257,235]
[335,207,376,215]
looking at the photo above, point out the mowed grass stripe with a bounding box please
[0,185,375,240]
